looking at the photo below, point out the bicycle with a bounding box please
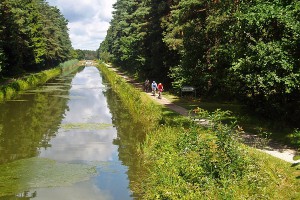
[158,89,163,99]
[152,88,156,96]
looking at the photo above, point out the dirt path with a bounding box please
[106,65,299,164]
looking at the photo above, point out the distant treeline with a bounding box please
[0,0,76,77]
[99,0,300,125]
[75,49,98,60]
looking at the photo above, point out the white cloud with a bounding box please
[46,0,116,50]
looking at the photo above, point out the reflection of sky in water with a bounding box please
[40,67,116,162]
[32,159,131,200]
[37,67,132,199]
[31,181,114,200]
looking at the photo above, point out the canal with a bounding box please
[0,66,146,199]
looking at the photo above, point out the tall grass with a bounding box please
[142,109,300,199]
[59,59,79,76]
[97,63,162,130]
[0,60,79,102]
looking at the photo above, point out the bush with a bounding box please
[141,109,300,199]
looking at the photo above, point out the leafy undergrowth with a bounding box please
[141,111,300,199]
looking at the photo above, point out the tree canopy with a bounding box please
[99,0,300,125]
[0,0,74,76]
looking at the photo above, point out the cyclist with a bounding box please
[157,83,164,99]
[151,81,157,96]
[144,79,150,92]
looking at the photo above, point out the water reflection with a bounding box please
[0,75,72,164]
[39,67,117,163]
[104,83,148,199]
[35,67,132,199]
[0,66,147,199]
[30,181,114,200]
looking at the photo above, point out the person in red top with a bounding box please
[157,83,164,99]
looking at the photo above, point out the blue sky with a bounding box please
[46,0,116,50]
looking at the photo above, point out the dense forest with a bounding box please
[99,0,300,126]
[0,0,76,77]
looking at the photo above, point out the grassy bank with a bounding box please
[0,59,80,102]
[163,93,300,151]
[98,62,300,199]
[142,118,300,199]
[97,62,162,130]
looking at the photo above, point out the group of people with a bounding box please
[144,79,164,99]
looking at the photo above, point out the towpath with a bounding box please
[106,65,298,164]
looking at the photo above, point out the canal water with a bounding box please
[0,66,146,199]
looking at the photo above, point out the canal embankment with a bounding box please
[97,62,300,199]
[0,59,81,102]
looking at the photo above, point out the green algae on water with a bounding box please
[60,123,113,130]
[7,100,28,102]
[52,95,85,99]
[0,157,97,197]
[27,85,67,93]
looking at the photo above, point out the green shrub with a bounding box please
[3,87,16,99]
[142,109,300,199]
[16,80,29,90]
[0,91,4,102]
[288,129,300,148]
[26,75,38,86]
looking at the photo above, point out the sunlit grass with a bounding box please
[164,92,299,147]
[97,63,162,131]
[142,123,300,199]
[0,60,80,102]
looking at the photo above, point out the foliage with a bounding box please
[75,49,97,60]
[99,0,174,82]
[230,0,300,122]
[100,0,300,126]
[288,129,300,148]
[141,108,300,199]
[99,51,112,63]
[0,0,74,77]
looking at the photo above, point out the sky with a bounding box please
[46,0,117,51]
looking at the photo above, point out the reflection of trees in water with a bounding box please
[103,78,149,198]
[0,73,78,164]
